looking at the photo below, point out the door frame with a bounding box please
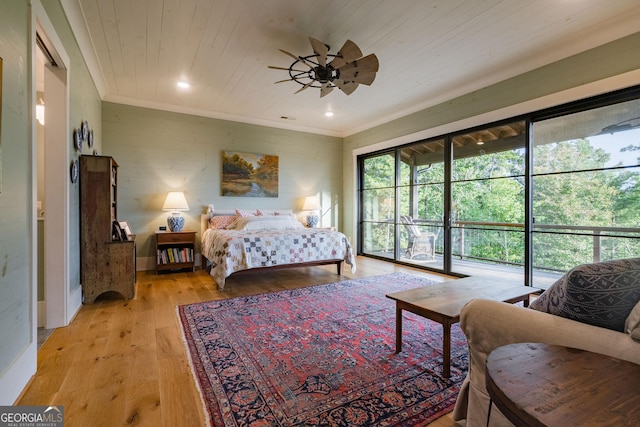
[32,1,73,330]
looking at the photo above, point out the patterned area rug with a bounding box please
[177,273,468,426]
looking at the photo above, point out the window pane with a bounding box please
[361,222,395,259]
[362,154,395,189]
[452,122,526,180]
[399,139,445,186]
[362,188,394,221]
[534,98,640,174]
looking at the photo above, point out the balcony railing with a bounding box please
[412,219,640,272]
[364,218,640,274]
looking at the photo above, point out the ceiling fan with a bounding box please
[269,37,379,97]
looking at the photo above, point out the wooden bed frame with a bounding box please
[199,213,343,288]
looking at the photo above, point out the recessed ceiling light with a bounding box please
[325,111,334,117]
[177,81,190,89]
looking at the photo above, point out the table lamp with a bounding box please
[162,191,190,232]
[302,195,321,227]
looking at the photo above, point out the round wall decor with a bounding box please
[70,159,79,183]
[81,120,89,141]
[74,128,82,152]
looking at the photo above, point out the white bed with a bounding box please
[200,210,356,290]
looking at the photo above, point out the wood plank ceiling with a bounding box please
[68,0,640,137]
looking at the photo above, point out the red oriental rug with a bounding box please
[177,273,468,426]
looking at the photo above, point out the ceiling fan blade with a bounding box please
[336,53,379,74]
[333,79,359,95]
[268,65,309,73]
[329,39,363,69]
[309,37,329,67]
[337,70,377,85]
[278,49,313,69]
[294,81,314,94]
[320,83,334,98]
[274,78,295,84]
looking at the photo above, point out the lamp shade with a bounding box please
[162,192,189,232]
[302,195,321,211]
[162,191,190,211]
[302,195,321,228]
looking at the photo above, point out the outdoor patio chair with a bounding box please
[400,215,436,260]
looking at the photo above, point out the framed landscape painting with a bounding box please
[222,151,278,197]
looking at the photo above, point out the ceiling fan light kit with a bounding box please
[269,37,379,97]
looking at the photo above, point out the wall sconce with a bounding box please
[36,98,45,125]
[302,195,321,227]
[162,191,190,232]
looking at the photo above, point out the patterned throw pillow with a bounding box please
[209,215,236,229]
[530,258,640,332]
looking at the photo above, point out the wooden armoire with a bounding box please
[80,155,136,303]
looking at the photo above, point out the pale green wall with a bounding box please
[342,31,640,240]
[0,0,32,386]
[0,0,102,403]
[102,102,343,268]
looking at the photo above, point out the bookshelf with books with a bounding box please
[155,230,196,273]
[80,155,136,303]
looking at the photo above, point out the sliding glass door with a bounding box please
[360,153,396,259]
[450,121,526,281]
[398,140,445,269]
[359,123,527,279]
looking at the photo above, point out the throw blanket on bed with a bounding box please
[202,228,357,289]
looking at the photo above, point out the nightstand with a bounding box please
[309,226,336,231]
[155,230,196,274]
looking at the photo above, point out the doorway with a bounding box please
[34,11,71,330]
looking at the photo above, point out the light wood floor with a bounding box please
[18,257,455,427]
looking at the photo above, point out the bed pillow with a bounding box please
[235,208,256,218]
[229,215,304,231]
[256,209,292,216]
[209,215,236,229]
[530,258,640,332]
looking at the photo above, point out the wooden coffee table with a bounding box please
[386,276,532,378]
[486,342,640,426]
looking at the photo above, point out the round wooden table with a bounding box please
[486,342,640,426]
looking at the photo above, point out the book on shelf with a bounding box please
[157,247,194,264]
